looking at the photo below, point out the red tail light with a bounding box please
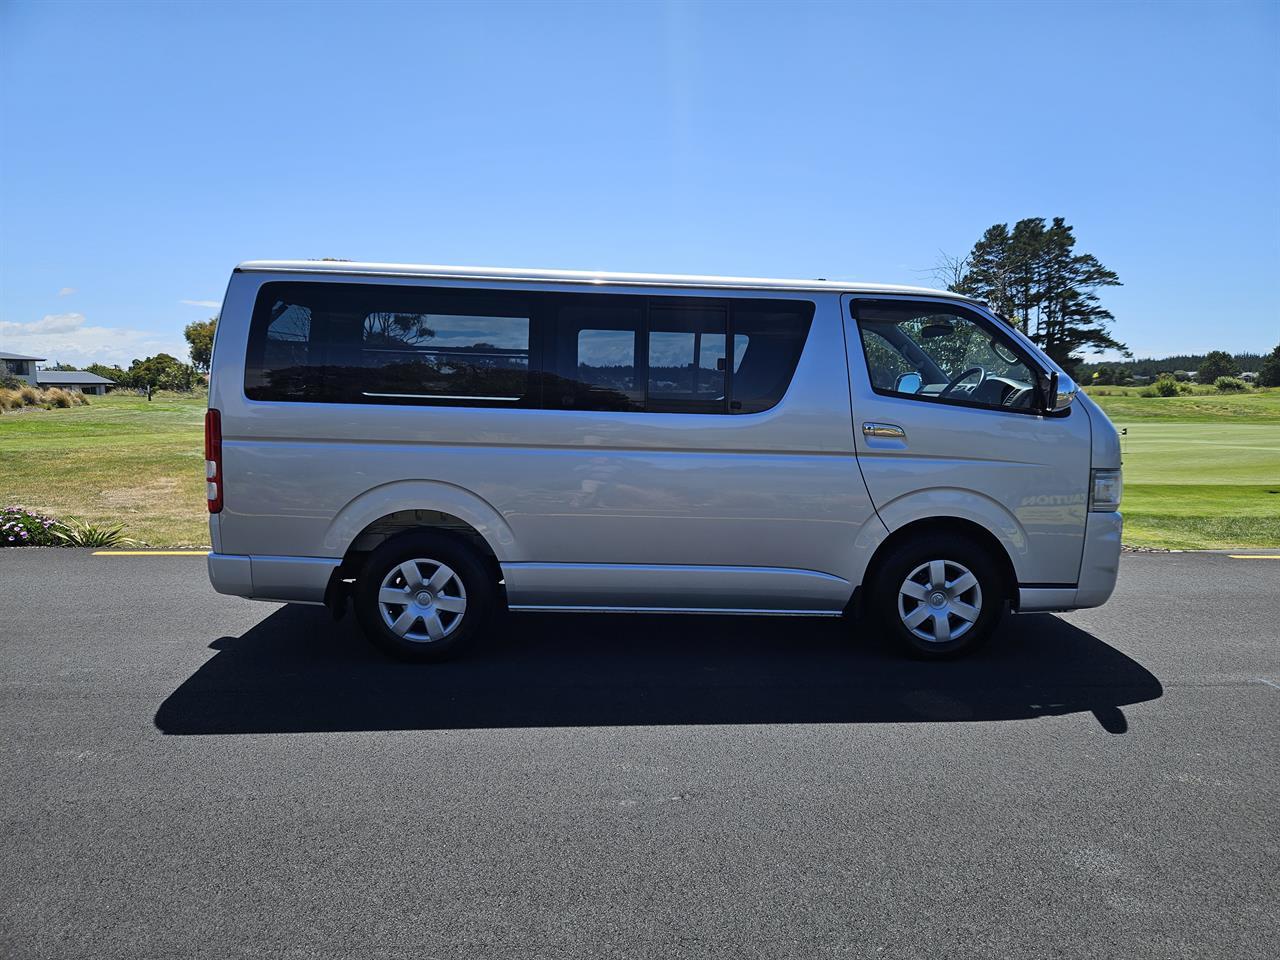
[204,408,223,513]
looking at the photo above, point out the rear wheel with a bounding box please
[870,532,1007,658]
[354,530,495,662]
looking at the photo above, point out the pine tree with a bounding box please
[949,217,1126,372]
[1197,351,1238,383]
[1258,344,1280,388]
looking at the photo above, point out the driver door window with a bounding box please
[853,301,1039,412]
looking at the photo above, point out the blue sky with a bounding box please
[1,0,1276,367]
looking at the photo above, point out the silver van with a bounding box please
[206,261,1122,660]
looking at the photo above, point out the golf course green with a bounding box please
[1089,388,1280,549]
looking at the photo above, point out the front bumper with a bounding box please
[1074,511,1123,608]
[1016,511,1122,613]
[207,552,340,604]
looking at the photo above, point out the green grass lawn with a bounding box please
[1090,390,1280,549]
[1,388,1276,550]
[0,393,209,547]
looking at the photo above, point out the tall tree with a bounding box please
[124,353,196,392]
[1258,344,1280,388]
[184,316,217,373]
[948,217,1126,372]
[1197,350,1238,383]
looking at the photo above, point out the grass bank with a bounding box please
[1087,386,1280,423]
[0,393,208,547]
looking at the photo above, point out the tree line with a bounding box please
[1078,349,1280,386]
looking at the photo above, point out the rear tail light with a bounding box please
[204,408,223,513]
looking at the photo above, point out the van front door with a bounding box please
[841,295,1092,590]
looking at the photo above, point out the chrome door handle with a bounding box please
[862,422,906,439]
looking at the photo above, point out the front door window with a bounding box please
[854,301,1040,412]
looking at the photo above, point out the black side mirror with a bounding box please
[1042,370,1058,411]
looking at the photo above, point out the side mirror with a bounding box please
[894,371,923,394]
[1042,371,1077,413]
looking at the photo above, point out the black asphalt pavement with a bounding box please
[1,548,1276,958]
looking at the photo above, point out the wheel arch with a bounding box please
[869,487,1029,578]
[860,515,1020,610]
[323,479,519,564]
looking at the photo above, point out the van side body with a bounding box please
[206,262,1122,652]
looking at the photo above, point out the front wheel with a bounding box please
[353,530,496,662]
[869,533,1007,658]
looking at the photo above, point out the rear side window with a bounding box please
[245,282,535,406]
[544,301,644,411]
[647,303,727,412]
[245,280,812,413]
[731,301,812,413]
[540,294,811,414]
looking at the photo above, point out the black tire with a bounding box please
[869,532,1007,659]
[353,530,496,662]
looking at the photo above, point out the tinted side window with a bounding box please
[730,301,813,413]
[648,304,727,412]
[245,282,535,407]
[544,300,644,411]
[245,281,814,414]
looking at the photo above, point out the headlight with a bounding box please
[1090,468,1123,512]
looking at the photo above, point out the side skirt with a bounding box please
[507,605,844,617]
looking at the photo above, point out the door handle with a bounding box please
[862,422,906,439]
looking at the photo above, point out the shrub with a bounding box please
[1138,387,1158,398]
[71,391,90,406]
[1215,376,1247,393]
[49,518,137,548]
[0,374,23,389]
[45,388,73,408]
[1153,376,1178,397]
[0,506,61,547]
[1178,382,1194,394]
[18,386,38,405]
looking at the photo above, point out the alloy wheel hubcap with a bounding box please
[377,558,467,643]
[897,559,982,644]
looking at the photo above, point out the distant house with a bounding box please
[35,370,117,395]
[1,351,45,386]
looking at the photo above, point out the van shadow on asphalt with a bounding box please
[154,606,1162,735]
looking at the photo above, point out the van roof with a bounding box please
[236,260,978,301]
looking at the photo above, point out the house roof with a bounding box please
[237,260,978,301]
[35,371,116,385]
[1,350,47,361]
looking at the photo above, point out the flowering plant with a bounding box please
[0,506,61,547]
